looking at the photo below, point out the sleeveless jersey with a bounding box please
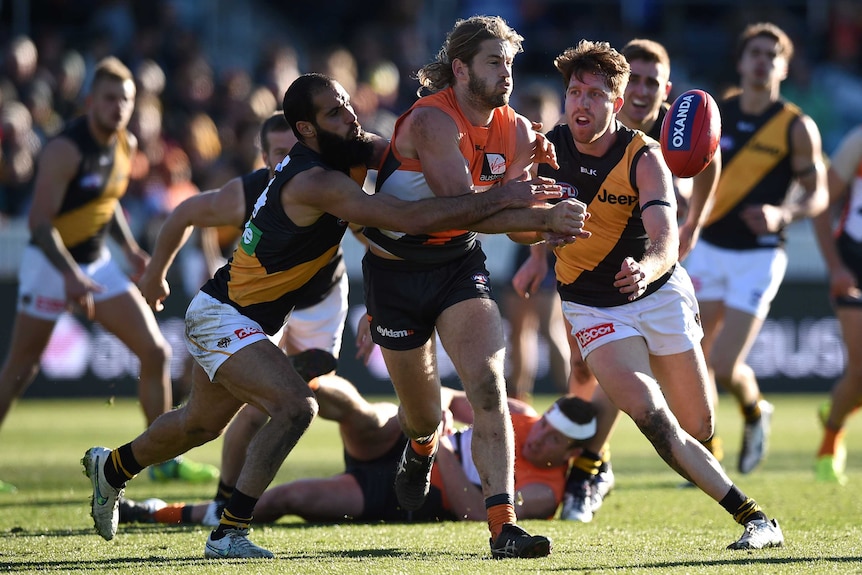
[201,143,350,335]
[39,116,133,263]
[363,87,518,263]
[430,411,566,516]
[702,95,803,249]
[239,166,346,311]
[541,123,672,307]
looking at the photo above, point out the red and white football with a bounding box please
[659,89,721,178]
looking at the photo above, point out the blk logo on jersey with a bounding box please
[479,153,506,182]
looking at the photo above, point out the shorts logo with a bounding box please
[575,323,615,347]
[217,337,232,348]
[376,325,414,339]
[234,326,263,339]
[35,295,66,313]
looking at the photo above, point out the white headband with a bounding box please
[544,403,597,440]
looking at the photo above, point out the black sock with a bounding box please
[213,480,234,503]
[719,485,766,524]
[211,488,258,540]
[104,443,143,488]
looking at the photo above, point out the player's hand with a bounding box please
[124,246,151,283]
[63,271,104,321]
[829,265,861,301]
[547,199,591,238]
[512,250,548,298]
[137,267,170,312]
[497,176,562,207]
[740,204,788,235]
[541,232,578,248]
[531,121,559,170]
[614,256,647,301]
[354,313,376,365]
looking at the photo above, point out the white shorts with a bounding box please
[185,291,273,381]
[562,265,703,360]
[17,245,133,321]
[276,272,348,357]
[682,240,787,319]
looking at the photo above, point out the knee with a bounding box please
[138,336,172,369]
[633,407,675,456]
[269,392,318,430]
[679,413,714,443]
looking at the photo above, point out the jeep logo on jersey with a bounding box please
[669,92,698,151]
[575,322,615,347]
[560,182,578,199]
[240,221,262,255]
[479,153,506,182]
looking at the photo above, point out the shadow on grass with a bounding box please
[543,556,862,572]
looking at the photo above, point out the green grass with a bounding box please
[1,393,861,574]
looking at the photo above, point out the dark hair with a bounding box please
[554,395,597,445]
[621,38,671,74]
[736,22,794,62]
[416,15,523,95]
[554,40,630,98]
[260,111,290,154]
[282,73,335,140]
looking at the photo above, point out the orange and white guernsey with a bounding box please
[363,87,518,263]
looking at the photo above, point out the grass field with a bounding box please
[1,393,860,574]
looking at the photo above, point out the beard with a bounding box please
[467,70,510,109]
[315,125,375,174]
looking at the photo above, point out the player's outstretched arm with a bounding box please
[137,177,246,310]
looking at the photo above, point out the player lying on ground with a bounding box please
[120,364,597,524]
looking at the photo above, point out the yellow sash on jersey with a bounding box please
[706,106,798,226]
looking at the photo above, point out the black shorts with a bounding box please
[836,235,862,308]
[345,436,455,522]
[362,244,494,351]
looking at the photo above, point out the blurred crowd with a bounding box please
[1,0,861,246]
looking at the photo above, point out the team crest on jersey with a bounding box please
[479,153,506,182]
[560,182,578,199]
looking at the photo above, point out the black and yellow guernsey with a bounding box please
[703,95,803,249]
[237,166,346,312]
[539,122,672,307]
[38,116,133,263]
[201,143,351,335]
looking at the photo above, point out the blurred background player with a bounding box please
[812,123,862,485]
[0,57,215,494]
[683,22,828,474]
